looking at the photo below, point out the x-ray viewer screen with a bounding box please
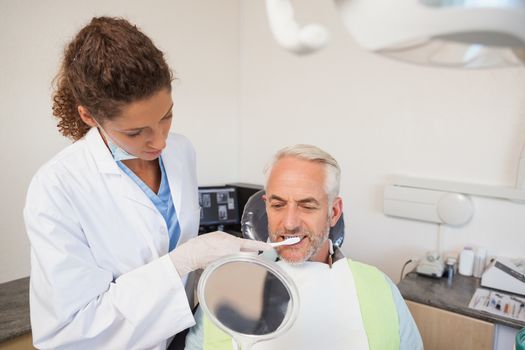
[198,187,239,226]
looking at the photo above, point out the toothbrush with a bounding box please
[269,237,301,247]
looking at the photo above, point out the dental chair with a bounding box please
[240,190,345,247]
[170,190,345,349]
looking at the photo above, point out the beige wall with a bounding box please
[2,0,525,283]
[238,0,525,280]
[0,0,241,283]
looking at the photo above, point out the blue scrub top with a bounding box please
[117,157,181,252]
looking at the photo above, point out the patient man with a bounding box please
[185,145,423,350]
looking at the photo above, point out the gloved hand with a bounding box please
[169,231,272,277]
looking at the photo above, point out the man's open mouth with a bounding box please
[279,234,306,246]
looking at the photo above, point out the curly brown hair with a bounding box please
[52,17,173,141]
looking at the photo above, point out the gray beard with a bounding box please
[270,221,331,264]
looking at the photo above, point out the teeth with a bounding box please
[281,235,304,242]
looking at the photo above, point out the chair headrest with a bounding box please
[241,190,345,248]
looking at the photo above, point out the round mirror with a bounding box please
[197,253,299,350]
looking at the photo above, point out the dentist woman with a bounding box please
[23,17,269,350]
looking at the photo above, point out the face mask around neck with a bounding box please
[97,125,138,161]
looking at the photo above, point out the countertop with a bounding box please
[3,271,524,343]
[0,277,30,343]
[398,271,525,329]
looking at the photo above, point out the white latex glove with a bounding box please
[169,231,272,277]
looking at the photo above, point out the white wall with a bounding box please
[238,0,525,281]
[2,0,525,284]
[0,0,241,283]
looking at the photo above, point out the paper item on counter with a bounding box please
[469,288,525,322]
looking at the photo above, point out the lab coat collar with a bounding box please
[85,127,157,212]
[85,127,121,175]
[84,128,192,225]
[161,135,195,246]
[161,139,182,224]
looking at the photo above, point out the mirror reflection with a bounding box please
[202,260,291,336]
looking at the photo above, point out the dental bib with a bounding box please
[253,258,370,350]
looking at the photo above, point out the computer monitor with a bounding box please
[198,186,240,227]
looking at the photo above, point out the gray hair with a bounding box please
[264,144,341,204]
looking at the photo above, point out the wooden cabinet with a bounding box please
[0,333,35,350]
[406,300,494,350]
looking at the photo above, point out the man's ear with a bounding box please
[78,106,98,128]
[262,194,267,202]
[329,197,343,227]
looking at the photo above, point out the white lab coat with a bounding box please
[24,127,200,350]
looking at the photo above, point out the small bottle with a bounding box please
[459,247,474,276]
[446,258,456,284]
[473,247,487,278]
[446,257,457,274]
[515,327,525,350]
[514,328,525,350]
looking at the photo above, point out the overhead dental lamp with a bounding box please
[266,0,525,68]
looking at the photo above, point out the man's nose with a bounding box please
[283,206,300,231]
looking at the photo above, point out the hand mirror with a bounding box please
[197,253,299,349]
